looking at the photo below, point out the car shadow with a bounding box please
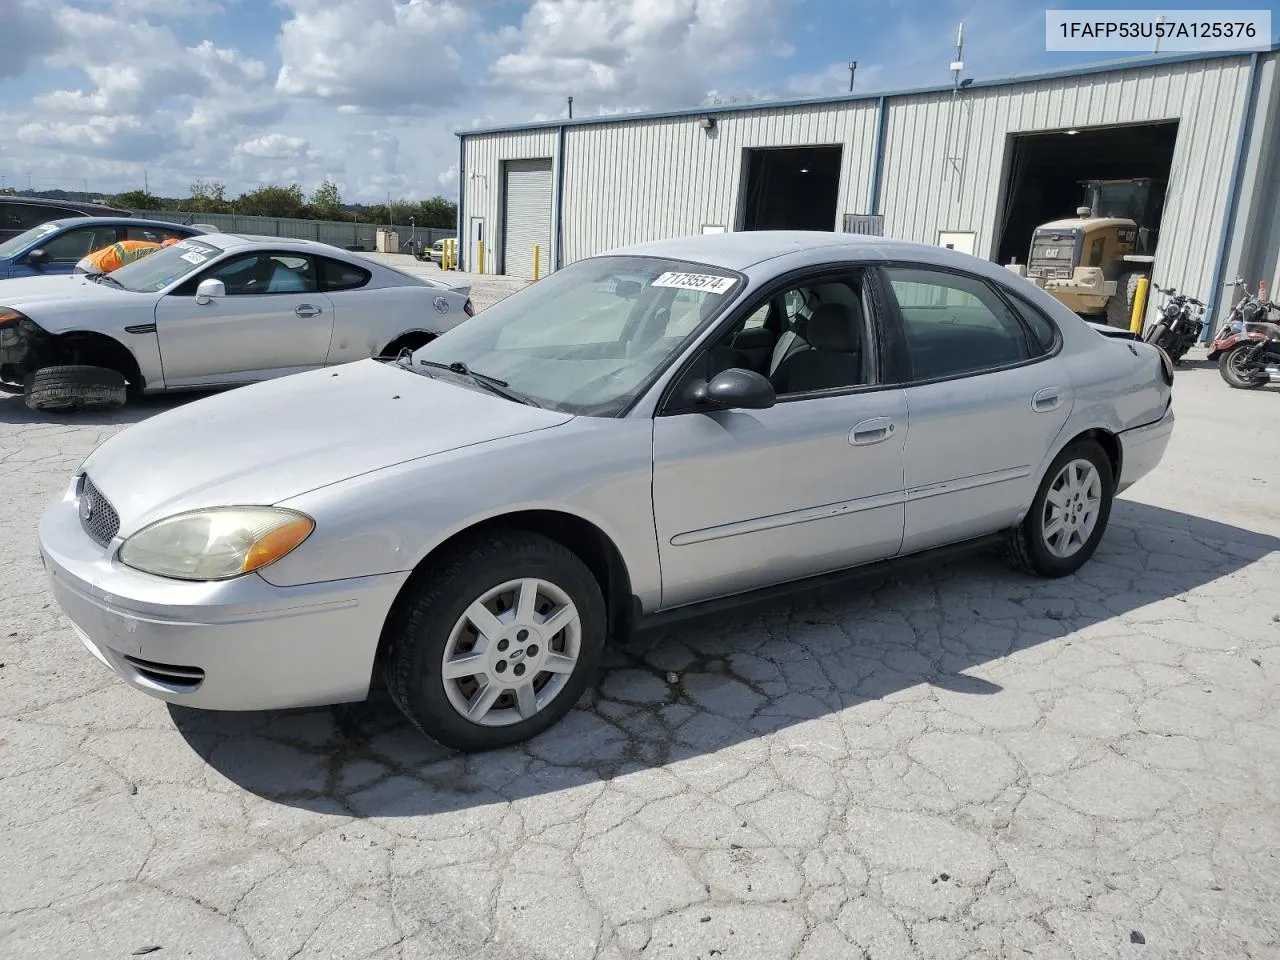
[171,499,1278,816]
[0,391,214,426]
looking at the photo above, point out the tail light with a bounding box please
[463,298,474,317]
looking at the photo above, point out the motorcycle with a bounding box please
[1142,283,1204,364]
[1208,278,1280,389]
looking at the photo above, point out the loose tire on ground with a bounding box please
[1106,271,1146,330]
[381,531,607,752]
[1002,438,1115,579]
[23,365,127,413]
[1218,343,1268,389]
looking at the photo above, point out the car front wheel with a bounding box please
[1003,439,1115,578]
[382,532,606,752]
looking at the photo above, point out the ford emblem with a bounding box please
[433,296,450,315]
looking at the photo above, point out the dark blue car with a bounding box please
[0,217,203,280]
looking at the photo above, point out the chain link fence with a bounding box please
[129,210,455,253]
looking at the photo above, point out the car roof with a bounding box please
[195,234,357,256]
[35,216,199,231]
[0,196,131,216]
[606,230,994,274]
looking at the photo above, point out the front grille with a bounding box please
[78,475,120,546]
[122,655,205,689]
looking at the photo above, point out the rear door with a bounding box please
[153,250,335,386]
[875,264,1072,554]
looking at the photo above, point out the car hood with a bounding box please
[0,274,125,309]
[82,359,575,534]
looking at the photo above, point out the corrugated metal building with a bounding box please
[457,45,1280,326]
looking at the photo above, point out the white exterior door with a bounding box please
[502,158,553,279]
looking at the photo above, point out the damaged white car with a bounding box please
[0,234,473,411]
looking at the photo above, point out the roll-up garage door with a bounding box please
[502,158,553,279]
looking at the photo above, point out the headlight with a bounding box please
[0,307,27,326]
[118,506,315,581]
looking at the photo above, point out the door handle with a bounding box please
[295,304,322,318]
[1032,388,1062,412]
[850,417,896,446]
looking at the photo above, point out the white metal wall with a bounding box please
[878,57,1253,322]
[559,101,879,265]
[462,129,559,273]
[502,159,553,279]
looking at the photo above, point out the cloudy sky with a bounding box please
[3,0,1275,204]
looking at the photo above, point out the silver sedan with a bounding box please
[38,231,1174,751]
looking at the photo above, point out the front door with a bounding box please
[877,264,1073,554]
[153,250,335,387]
[651,267,909,609]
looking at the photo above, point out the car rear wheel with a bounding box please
[1002,439,1114,578]
[1218,343,1268,389]
[382,532,606,752]
[24,365,127,413]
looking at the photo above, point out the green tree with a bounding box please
[233,183,306,218]
[187,179,230,213]
[113,189,162,210]
[414,195,456,228]
[310,178,343,220]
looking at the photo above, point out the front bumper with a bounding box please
[38,478,407,711]
[1116,402,1174,494]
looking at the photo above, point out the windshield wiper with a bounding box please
[90,273,123,288]
[417,360,539,407]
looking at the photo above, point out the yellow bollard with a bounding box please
[532,244,540,281]
[478,240,485,275]
[1129,277,1150,334]
[445,238,453,271]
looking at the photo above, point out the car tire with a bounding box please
[1106,271,1144,330]
[1218,343,1268,389]
[1002,439,1115,579]
[24,365,127,413]
[382,531,606,752]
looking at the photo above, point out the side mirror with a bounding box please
[692,367,776,411]
[195,278,226,304]
[25,248,49,268]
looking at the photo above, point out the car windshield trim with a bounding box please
[409,254,745,417]
[107,239,224,293]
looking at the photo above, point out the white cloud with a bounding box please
[275,0,476,111]
[236,133,312,160]
[487,0,796,111]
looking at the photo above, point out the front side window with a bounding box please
[883,266,1033,381]
[411,255,742,416]
[204,253,318,295]
[40,225,121,262]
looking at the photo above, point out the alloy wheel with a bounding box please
[440,577,582,727]
[1041,458,1103,559]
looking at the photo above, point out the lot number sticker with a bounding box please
[180,251,208,265]
[652,272,735,295]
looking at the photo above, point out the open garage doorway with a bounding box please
[739,145,843,231]
[995,121,1178,266]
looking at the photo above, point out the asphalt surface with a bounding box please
[1,337,1277,960]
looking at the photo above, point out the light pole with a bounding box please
[409,216,416,252]
[848,61,857,92]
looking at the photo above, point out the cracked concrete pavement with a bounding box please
[1,346,1278,960]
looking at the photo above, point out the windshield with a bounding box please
[411,255,743,415]
[0,222,61,259]
[108,238,223,293]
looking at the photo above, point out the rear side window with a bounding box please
[2,202,71,231]
[319,258,371,291]
[126,225,190,244]
[884,266,1033,381]
[1006,292,1059,354]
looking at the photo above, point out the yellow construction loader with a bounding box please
[1017,178,1164,328]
